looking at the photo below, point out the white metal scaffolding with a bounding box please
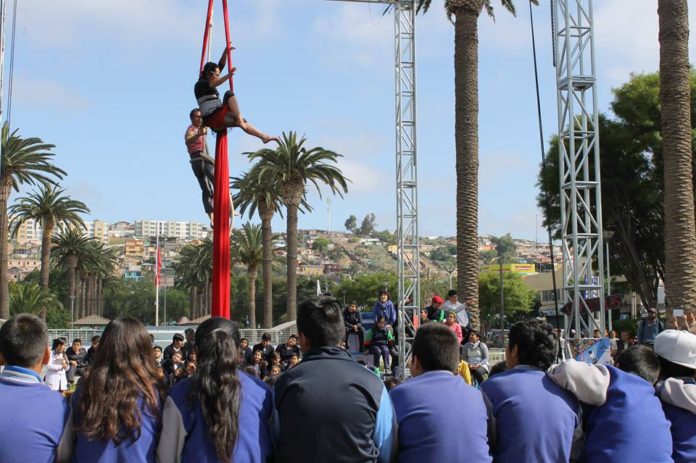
[553,0,606,337]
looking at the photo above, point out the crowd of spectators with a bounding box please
[2,300,696,462]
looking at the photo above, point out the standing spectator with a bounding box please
[372,290,397,329]
[276,334,301,368]
[419,308,429,326]
[66,338,88,384]
[616,329,634,356]
[364,316,394,373]
[59,317,163,462]
[481,319,581,463]
[462,330,489,385]
[654,330,696,462]
[252,333,275,363]
[274,297,396,463]
[548,345,673,462]
[424,296,445,323]
[85,335,100,366]
[344,301,365,349]
[441,289,469,330]
[390,323,491,463]
[0,314,69,463]
[45,338,69,392]
[183,328,196,360]
[637,308,665,346]
[238,337,253,364]
[158,318,273,462]
[163,333,185,375]
[443,311,463,344]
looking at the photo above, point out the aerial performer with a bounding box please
[195,47,279,144]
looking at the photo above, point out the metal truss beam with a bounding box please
[553,0,605,338]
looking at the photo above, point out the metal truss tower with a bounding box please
[553,0,606,337]
[330,0,419,378]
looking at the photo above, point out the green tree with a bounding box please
[9,282,64,320]
[247,131,349,320]
[359,213,376,236]
[0,123,65,319]
[491,234,516,263]
[9,185,89,291]
[344,214,357,233]
[659,0,696,314]
[409,0,536,332]
[236,222,263,328]
[335,271,398,307]
[174,240,214,320]
[311,236,331,254]
[478,271,536,331]
[51,228,91,319]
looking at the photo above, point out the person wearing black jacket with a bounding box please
[163,333,185,375]
[275,335,301,368]
[273,296,397,463]
[65,338,88,383]
[344,301,364,350]
[85,335,100,366]
[253,333,275,363]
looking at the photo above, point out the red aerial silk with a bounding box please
[200,0,235,320]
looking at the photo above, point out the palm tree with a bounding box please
[9,184,89,291]
[0,123,65,319]
[410,0,534,330]
[247,131,348,320]
[233,167,310,328]
[9,283,63,318]
[658,0,696,315]
[51,228,91,320]
[236,222,263,328]
[174,240,214,319]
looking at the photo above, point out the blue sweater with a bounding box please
[158,373,273,462]
[372,301,396,326]
[662,402,696,463]
[390,370,491,463]
[481,366,579,463]
[581,365,673,462]
[0,366,68,463]
[71,386,160,463]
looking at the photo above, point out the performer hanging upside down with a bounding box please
[195,47,279,144]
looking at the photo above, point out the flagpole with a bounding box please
[155,231,160,327]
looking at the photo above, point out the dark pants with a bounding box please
[67,366,86,383]
[471,367,487,385]
[370,344,390,370]
[190,155,215,214]
[346,326,364,351]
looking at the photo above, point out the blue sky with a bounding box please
[7,0,696,239]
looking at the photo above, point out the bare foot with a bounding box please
[262,135,281,145]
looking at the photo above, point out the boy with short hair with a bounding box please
[0,314,70,462]
[481,319,581,463]
[654,330,696,462]
[547,344,673,462]
[343,301,364,350]
[390,323,491,463]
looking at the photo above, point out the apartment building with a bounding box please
[84,220,109,243]
[14,219,42,244]
[134,220,204,240]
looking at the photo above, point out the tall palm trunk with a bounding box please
[190,286,197,319]
[285,201,300,321]
[0,180,12,319]
[66,255,78,322]
[39,220,54,289]
[259,200,274,328]
[454,1,483,330]
[659,0,696,315]
[248,264,258,328]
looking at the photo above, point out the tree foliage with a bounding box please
[358,213,376,236]
[344,215,357,233]
[490,234,516,263]
[334,271,398,308]
[478,271,537,330]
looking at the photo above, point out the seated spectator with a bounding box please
[153,345,163,368]
[250,350,268,379]
[481,319,581,463]
[0,314,69,463]
[58,317,163,462]
[419,308,429,326]
[654,330,696,462]
[462,330,489,385]
[276,334,301,369]
[488,361,507,377]
[238,337,252,364]
[390,323,491,463]
[593,329,601,339]
[269,352,283,371]
[158,317,273,462]
[85,335,100,366]
[287,353,300,370]
[372,290,397,330]
[424,296,445,323]
[267,364,282,379]
[344,301,365,349]
[182,328,196,360]
[163,333,185,375]
[45,337,69,392]
[441,289,469,331]
[274,296,396,463]
[66,338,88,384]
[253,333,275,363]
[364,316,395,373]
[443,311,463,343]
[548,345,673,462]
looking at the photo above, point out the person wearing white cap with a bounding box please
[654,329,696,463]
